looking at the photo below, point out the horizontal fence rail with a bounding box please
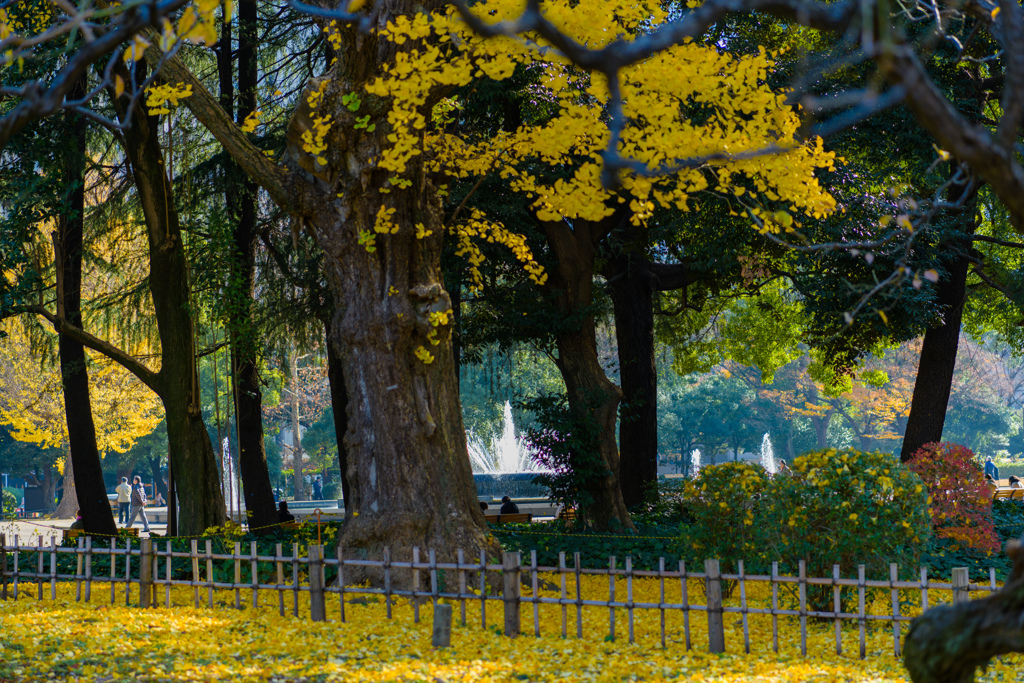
[0,533,998,658]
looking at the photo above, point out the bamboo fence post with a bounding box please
[658,557,666,649]
[233,542,242,609]
[124,539,132,606]
[337,544,346,623]
[705,559,725,654]
[575,552,583,638]
[276,543,285,617]
[890,563,900,657]
[608,556,616,642]
[952,567,970,604]
[251,541,259,609]
[291,542,300,617]
[412,546,421,623]
[140,538,153,608]
[384,546,393,619]
[531,549,540,637]
[560,552,568,638]
[858,564,866,659]
[502,551,522,637]
[36,536,43,600]
[75,537,83,602]
[164,540,172,607]
[191,540,200,608]
[480,548,487,629]
[432,603,453,648]
[1,533,7,601]
[205,540,214,608]
[798,559,807,657]
[429,548,439,607]
[309,545,325,622]
[739,559,749,654]
[85,535,93,603]
[920,567,929,613]
[833,564,842,656]
[626,556,635,644]
[771,562,779,654]
[11,535,18,600]
[681,560,691,651]
[110,538,117,605]
[990,567,997,593]
[458,548,467,627]
[50,536,58,601]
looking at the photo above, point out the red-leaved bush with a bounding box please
[906,442,1000,552]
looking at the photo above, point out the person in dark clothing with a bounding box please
[312,476,323,501]
[69,510,84,530]
[278,501,296,523]
[499,496,519,514]
[985,456,1000,481]
[479,501,489,512]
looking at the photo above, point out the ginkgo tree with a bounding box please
[117,0,840,555]
[0,318,163,513]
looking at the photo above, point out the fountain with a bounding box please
[221,437,242,513]
[760,432,778,474]
[467,401,548,499]
[690,448,702,477]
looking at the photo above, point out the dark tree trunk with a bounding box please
[148,456,168,499]
[53,454,79,519]
[325,333,351,516]
[605,251,658,509]
[54,80,117,536]
[904,540,1024,682]
[900,182,979,462]
[114,65,228,535]
[540,213,633,530]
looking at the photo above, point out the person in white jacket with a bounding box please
[115,477,132,526]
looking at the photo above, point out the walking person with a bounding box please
[125,475,152,533]
[312,475,323,501]
[985,456,1000,481]
[115,477,132,526]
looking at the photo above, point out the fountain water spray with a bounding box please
[467,401,541,474]
[690,448,702,477]
[760,432,777,474]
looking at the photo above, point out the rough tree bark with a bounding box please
[53,78,117,535]
[899,181,979,462]
[149,3,501,567]
[541,211,634,529]
[325,333,351,516]
[53,455,80,520]
[904,540,1024,682]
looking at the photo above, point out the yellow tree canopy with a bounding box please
[0,319,163,456]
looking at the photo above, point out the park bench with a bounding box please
[280,521,303,531]
[993,488,1024,501]
[484,513,533,524]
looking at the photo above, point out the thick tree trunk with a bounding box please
[114,66,227,535]
[900,183,979,462]
[54,84,117,536]
[541,214,633,530]
[605,251,658,509]
[325,334,351,515]
[53,454,79,519]
[904,540,1024,682]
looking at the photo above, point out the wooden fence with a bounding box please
[0,533,998,657]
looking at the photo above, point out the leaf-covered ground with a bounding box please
[1,576,1022,682]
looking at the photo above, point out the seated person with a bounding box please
[499,496,519,514]
[985,473,997,486]
[69,511,84,530]
[479,500,489,512]
[278,501,296,523]
[1010,476,1022,489]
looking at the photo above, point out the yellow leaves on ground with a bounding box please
[2,576,1022,681]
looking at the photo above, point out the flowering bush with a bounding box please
[682,461,771,570]
[906,442,1000,553]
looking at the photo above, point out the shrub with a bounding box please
[681,461,771,571]
[2,489,16,520]
[906,442,1000,553]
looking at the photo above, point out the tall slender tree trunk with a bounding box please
[605,251,658,509]
[900,181,979,462]
[114,65,227,535]
[289,348,307,501]
[540,214,633,530]
[54,79,116,536]
[217,0,278,531]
